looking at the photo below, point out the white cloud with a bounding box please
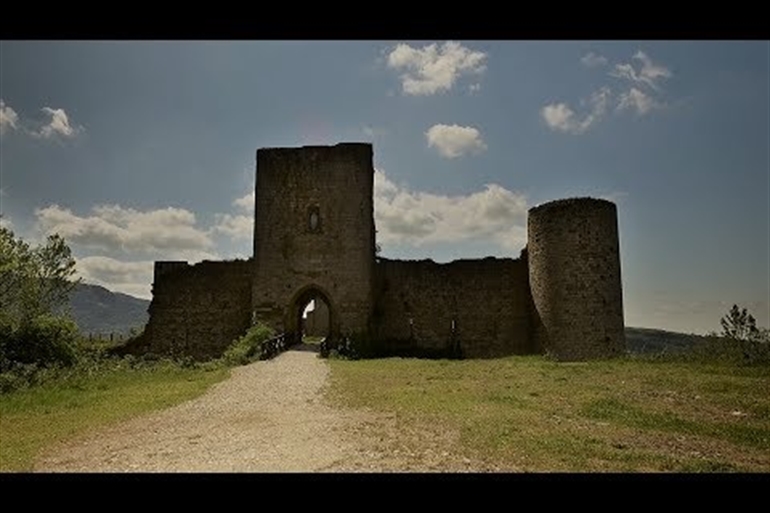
[0,100,19,135]
[581,52,608,68]
[387,41,487,96]
[233,190,255,212]
[617,87,659,115]
[541,103,577,133]
[33,107,81,139]
[541,87,611,135]
[374,170,527,251]
[77,255,154,299]
[633,50,672,89]
[469,83,481,93]
[214,213,253,241]
[35,204,215,256]
[425,124,488,158]
[610,50,671,92]
[544,50,672,135]
[1,102,84,139]
[214,188,256,241]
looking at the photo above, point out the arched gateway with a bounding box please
[288,285,335,343]
[250,143,375,347]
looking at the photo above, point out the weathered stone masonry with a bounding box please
[141,142,625,361]
[372,257,536,358]
[143,260,253,360]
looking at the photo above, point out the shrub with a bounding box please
[0,314,79,371]
[223,323,276,366]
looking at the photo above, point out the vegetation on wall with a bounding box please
[222,322,278,365]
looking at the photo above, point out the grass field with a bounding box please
[3,340,768,473]
[0,361,228,472]
[327,355,770,472]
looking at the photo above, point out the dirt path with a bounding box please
[34,346,363,472]
[33,345,490,473]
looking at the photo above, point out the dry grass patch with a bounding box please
[327,355,770,472]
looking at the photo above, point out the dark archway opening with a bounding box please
[289,286,333,353]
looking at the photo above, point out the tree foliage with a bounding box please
[0,227,80,327]
[720,304,768,343]
[1,227,81,370]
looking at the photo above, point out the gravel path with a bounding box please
[34,345,374,472]
[33,345,495,473]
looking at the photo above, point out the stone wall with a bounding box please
[372,257,536,358]
[252,143,376,339]
[138,143,626,363]
[144,259,253,359]
[528,198,625,361]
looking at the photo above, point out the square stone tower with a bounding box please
[251,143,376,342]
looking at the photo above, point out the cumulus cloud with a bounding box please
[581,52,608,68]
[541,87,611,135]
[541,103,578,133]
[214,213,253,241]
[617,87,660,115]
[76,255,154,298]
[425,124,488,158]
[0,100,19,135]
[213,188,256,241]
[35,204,214,255]
[610,50,671,92]
[34,107,81,139]
[386,41,487,96]
[374,170,527,251]
[233,190,255,212]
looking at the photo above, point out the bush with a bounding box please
[223,323,276,366]
[0,314,79,371]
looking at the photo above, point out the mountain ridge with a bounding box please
[68,283,149,336]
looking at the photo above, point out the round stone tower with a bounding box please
[527,198,625,361]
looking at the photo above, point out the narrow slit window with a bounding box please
[308,206,321,233]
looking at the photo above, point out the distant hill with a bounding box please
[624,326,706,354]
[67,283,150,336]
[64,283,708,351]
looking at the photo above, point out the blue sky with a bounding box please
[1,41,767,334]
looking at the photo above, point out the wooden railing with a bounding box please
[259,332,290,360]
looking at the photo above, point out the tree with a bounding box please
[720,304,765,342]
[0,227,80,327]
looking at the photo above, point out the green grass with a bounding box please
[327,356,770,472]
[0,361,229,472]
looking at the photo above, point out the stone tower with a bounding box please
[527,198,625,361]
[251,143,376,342]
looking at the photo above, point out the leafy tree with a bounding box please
[720,304,766,342]
[0,227,80,327]
[1,228,81,370]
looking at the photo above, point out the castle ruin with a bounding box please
[140,143,625,361]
